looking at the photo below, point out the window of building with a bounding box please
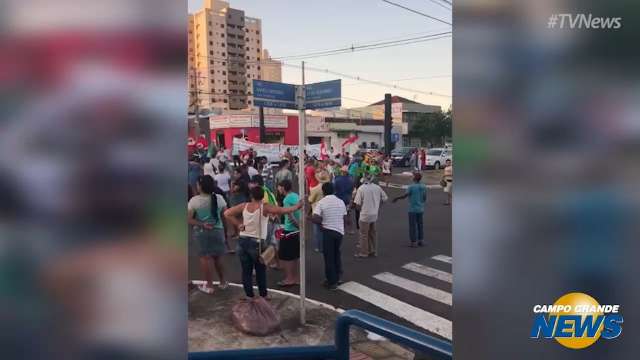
[223,90,227,93]
[257,57,260,61]
[246,56,250,60]
[222,62,226,66]
[220,24,224,28]
[220,33,224,38]
[210,60,213,65]
[211,79,214,84]
[209,31,212,36]
[221,43,225,47]
[223,81,227,85]
[209,50,213,55]
[246,47,250,51]
[257,66,261,70]
[256,48,260,53]
[222,71,226,75]
[210,70,214,75]
[256,30,260,35]
[245,37,249,41]
[209,41,213,45]
[248,100,252,105]
[223,99,228,103]
[208,21,212,25]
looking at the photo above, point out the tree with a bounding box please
[410,109,452,146]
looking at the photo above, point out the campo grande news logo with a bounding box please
[530,292,623,349]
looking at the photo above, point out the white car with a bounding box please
[425,148,452,170]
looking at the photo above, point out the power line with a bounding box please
[381,0,452,26]
[273,31,451,61]
[282,62,451,98]
[343,74,451,86]
[425,0,451,11]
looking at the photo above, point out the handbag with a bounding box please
[440,178,447,187]
[258,204,277,265]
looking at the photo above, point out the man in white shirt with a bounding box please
[214,164,231,194]
[216,148,228,163]
[247,159,259,177]
[312,182,347,290]
[353,175,388,257]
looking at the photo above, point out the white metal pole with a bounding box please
[298,61,307,325]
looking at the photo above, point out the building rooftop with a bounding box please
[368,96,421,106]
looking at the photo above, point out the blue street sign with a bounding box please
[252,80,297,109]
[392,133,400,142]
[304,79,341,110]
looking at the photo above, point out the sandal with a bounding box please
[197,284,215,294]
[277,281,299,287]
[218,282,229,290]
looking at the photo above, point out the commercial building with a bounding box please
[350,96,442,147]
[188,0,281,112]
[209,114,407,155]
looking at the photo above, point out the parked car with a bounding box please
[391,147,415,167]
[425,148,452,170]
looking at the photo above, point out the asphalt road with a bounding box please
[188,173,452,341]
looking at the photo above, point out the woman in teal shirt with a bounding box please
[276,179,301,287]
[188,175,228,294]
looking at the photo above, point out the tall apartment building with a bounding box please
[189,0,278,112]
[261,49,282,83]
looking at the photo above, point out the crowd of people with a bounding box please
[187,144,451,296]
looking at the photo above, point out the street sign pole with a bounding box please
[298,61,307,326]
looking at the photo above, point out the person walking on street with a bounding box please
[392,172,427,247]
[333,166,355,234]
[276,179,301,287]
[308,170,330,252]
[353,174,388,258]
[224,186,302,299]
[443,159,453,205]
[214,163,231,198]
[304,159,318,193]
[311,182,347,290]
[188,175,228,294]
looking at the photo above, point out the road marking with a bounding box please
[373,272,452,306]
[338,281,452,340]
[379,182,442,190]
[431,255,452,264]
[402,263,452,283]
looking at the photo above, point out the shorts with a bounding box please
[444,179,453,193]
[278,230,300,261]
[194,227,226,257]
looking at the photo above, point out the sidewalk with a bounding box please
[188,284,416,360]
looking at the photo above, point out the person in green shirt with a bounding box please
[188,175,228,294]
[276,179,300,287]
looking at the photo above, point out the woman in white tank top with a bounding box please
[224,186,302,298]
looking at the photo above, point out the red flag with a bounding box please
[341,135,358,148]
[320,141,329,160]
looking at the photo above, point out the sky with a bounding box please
[188,0,451,110]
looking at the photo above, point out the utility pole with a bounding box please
[298,61,307,325]
[259,106,266,143]
[384,93,392,156]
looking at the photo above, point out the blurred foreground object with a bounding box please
[454,0,638,359]
[0,1,187,359]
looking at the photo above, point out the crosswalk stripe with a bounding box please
[373,272,452,306]
[402,263,452,283]
[339,281,452,340]
[431,255,452,264]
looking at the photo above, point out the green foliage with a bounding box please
[409,109,452,146]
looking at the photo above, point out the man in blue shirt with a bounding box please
[393,172,427,247]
